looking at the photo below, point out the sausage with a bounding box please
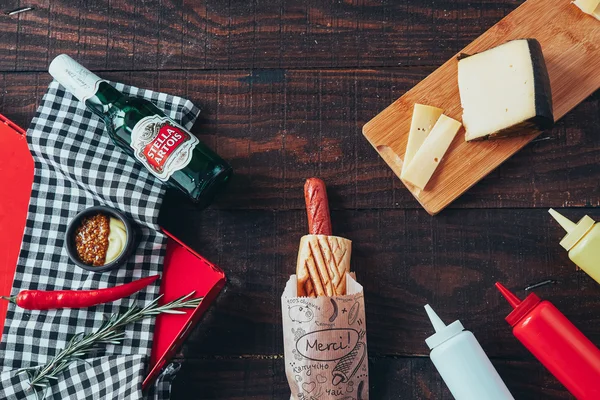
[304,178,332,235]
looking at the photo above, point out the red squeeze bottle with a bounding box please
[496,282,600,399]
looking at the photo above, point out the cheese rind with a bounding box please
[402,115,462,190]
[573,0,600,20]
[401,104,444,177]
[458,39,553,141]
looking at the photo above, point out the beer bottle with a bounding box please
[49,54,232,206]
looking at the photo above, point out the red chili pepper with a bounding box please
[0,275,159,310]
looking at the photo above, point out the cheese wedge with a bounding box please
[458,39,554,141]
[401,114,462,190]
[401,104,444,177]
[573,0,600,20]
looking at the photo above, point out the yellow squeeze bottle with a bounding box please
[549,209,600,284]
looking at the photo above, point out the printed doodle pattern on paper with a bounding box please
[329,298,339,322]
[348,301,359,326]
[293,328,307,341]
[282,275,368,400]
[290,305,315,323]
[302,382,316,393]
[357,380,366,400]
[295,329,359,362]
[298,392,324,400]
[292,349,304,361]
[331,341,366,385]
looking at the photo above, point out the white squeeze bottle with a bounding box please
[424,305,514,400]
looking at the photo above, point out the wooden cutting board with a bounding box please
[362,0,600,215]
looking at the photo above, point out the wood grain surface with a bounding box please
[158,208,600,358]
[1,0,599,399]
[1,71,598,211]
[169,357,570,399]
[363,0,600,215]
[0,0,513,71]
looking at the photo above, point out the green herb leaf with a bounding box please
[20,292,202,394]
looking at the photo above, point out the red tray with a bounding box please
[0,114,31,339]
[0,113,225,389]
[144,231,226,389]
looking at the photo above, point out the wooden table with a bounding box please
[1,0,599,398]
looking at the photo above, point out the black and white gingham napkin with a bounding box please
[0,80,200,399]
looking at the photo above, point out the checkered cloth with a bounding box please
[0,80,200,399]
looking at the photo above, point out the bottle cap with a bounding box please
[424,304,465,349]
[548,208,595,251]
[49,54,105,103]
[496,282,541,327]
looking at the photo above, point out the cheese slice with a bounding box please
[402,114,462,190]
[458,39,554,141]
[401,104,444,178]
[573,0,600,20]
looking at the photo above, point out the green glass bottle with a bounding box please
[49,54,231,206]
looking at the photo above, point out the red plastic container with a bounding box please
[0,114,32,340]
[143,231,225,390]
[496,282,600,399]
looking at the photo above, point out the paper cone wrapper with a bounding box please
[282,273,369,400]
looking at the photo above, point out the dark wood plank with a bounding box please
[13,0,51,71]
[2,70,598,210]
[2,2,597,399]
[106,1,137,70]
[79,0,110,71]
[155,208,600,358]
[0,1,20,70]
[48,0,83,64]
[182,0,207,70]
[169,356,571,399]
[0,0,519,71]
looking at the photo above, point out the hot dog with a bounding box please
[297,178,352,297]
[304,178,333,236]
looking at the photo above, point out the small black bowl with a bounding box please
[65,206,136,272]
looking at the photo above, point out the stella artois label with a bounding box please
[130,115,199,181]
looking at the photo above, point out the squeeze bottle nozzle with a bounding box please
[424,304,464,349]
[425,304,446,332]
[548,208,595,251]
[495,282,541,327]
[548,209,600,285]
[548,209,576,232]
[495,282,521,309]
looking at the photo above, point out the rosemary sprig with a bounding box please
[17,292,202,398]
